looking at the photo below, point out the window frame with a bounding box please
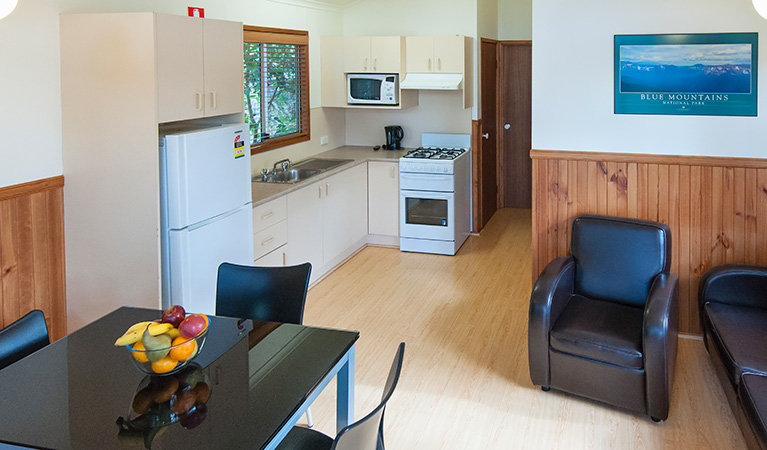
[243,25,310,155]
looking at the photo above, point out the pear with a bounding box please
[142,327,172,362]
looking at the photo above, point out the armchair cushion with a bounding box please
[550,295,644,370]
[704,302,767,385]
[571,214,671,307]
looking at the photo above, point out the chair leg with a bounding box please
[541,387,550,392]
[305,407,314,428]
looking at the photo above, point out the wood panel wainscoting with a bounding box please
[531,150,767,335]
[0,176,67,340]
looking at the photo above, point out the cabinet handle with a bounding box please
[209,91,217,109]
[261,236,274,246]
[373,57,378,71]
[390,166,395,178]
[195,92,203,111]
[437,58,441,71]
[282,252,286,266]
[325,183,329,197]
[364,57,368,71]
[260,211,274,220]
[318,185,323,199]
[428,58,432,71]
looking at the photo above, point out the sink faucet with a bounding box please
[273,159,292,172]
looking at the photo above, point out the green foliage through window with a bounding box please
[243,42,304,146]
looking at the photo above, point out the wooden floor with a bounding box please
[303,208,747,449]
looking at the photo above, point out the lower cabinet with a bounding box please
[286,163,368,283]
[368,161,399,240]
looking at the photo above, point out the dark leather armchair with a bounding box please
[528,214,679,421]
[0,309,50,371]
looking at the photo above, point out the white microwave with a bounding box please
[347,73,399,106]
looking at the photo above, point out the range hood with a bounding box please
[400,73,463,90]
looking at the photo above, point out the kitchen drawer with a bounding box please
[252,197,287,233]
[254,245,286,267]
[253,220,288,260]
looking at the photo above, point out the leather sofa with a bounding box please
[700,264,767,450]
[529,214,679,421]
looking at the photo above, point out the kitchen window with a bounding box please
[243,25,310,155]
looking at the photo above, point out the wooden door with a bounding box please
[478,39,499,230]
[499,42,532,208]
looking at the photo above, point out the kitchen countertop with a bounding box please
[251,145,410,207]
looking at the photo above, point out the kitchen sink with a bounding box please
[253,158,354,184]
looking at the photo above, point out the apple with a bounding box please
[180,403,207,429]
[178,314,206,339]
[161,305,186,327]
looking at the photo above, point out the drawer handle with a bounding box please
[260,211,274,220]
[261,237,275,246]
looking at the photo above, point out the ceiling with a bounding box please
[267,0,365,12]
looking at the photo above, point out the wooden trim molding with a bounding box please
[531,149,767,169]
[0,176,67,340]
[472,119,481,233]
[0,175,64,202]
[531,150,767,335]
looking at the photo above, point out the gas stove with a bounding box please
[403,148,468,160]
[399,133,471,256]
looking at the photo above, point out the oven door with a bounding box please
[400,189,455,241]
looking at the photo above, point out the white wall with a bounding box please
[498,0,531,40]
[532,0,767,158]
[0,0,344,188]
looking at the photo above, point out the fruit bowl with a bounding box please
[126,327,207,376]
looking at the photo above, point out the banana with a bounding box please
[115,321,174,346]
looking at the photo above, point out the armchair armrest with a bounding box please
[643,272,679,421]
[699,264,767,311]
[528,256,575,387]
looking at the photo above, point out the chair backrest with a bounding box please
[215,262,312,324]
[571,214,671,307]
[0,310,50,371]
[332,342,405,450]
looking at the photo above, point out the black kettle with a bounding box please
[384,126,404,150]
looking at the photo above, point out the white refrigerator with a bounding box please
[160,124,254,315]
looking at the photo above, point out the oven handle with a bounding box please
[400,190,455,201]
[399,172,454,182]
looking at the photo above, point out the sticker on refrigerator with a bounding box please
[234,135,245,159]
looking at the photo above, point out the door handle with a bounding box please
[504,123,511,130]
[482,133,489,139]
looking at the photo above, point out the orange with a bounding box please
[169,336,197,361]
[131,341,149,363]
[151,356,179,374]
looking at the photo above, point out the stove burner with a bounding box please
[403,147,467,160]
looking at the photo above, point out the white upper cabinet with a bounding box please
[343,36,403,73]
[405,36,465,73]
[156,14,243,123]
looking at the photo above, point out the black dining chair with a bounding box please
[215,261,314,424]
[0,309,50,371]
[276,342,405,450]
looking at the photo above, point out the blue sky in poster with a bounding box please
[620,44,752,67]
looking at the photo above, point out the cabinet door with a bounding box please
[405,36,434,73]
[323,164,368,264]
[203,19,244,117]
[286,182,324,275]
[156,14,204,123]
[434,36,464,73]
[344,37,371,72]
[321,36,347,107]
[370,36,402,73]
[368,161,399,237]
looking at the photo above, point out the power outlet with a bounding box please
[320,136,329,145]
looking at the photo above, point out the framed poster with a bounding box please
[614,33,758,116]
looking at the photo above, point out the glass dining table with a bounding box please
[0,307,358,450]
